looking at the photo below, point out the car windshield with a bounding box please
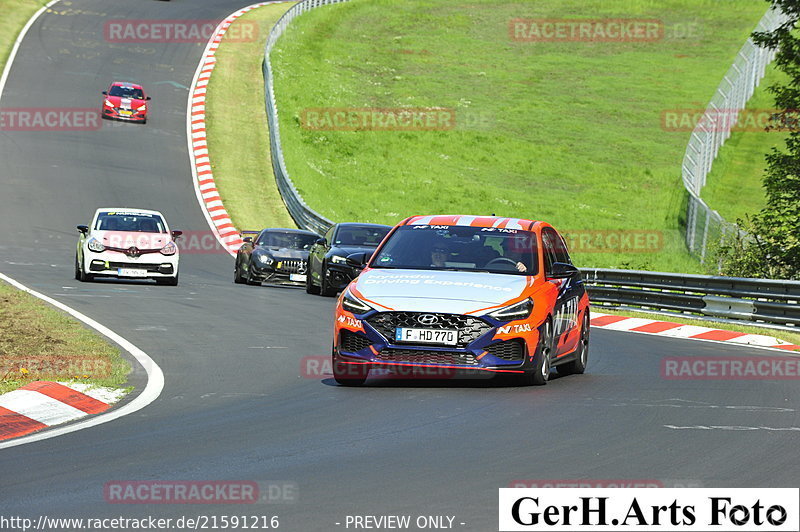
[257,231,317,250]
[334,226,390,246]
[93,212,166,233]
[371,225,539,275]
[108,86,144,99]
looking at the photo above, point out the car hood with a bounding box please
[330,245,376,257]
[106,95,145,108]
[255,247,309,260]
[91,230,169,250]
[354,268,529,314]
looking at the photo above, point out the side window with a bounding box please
[541,231,557,276]
[550,230,571,265]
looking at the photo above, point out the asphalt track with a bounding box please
[0,1,798,530]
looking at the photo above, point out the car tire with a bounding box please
[245,262,260,285]
[559,312,589,375]
[305,268,320,294]
[234,258,246,284]
[332,349,369,386]
[157,272,179,286]
[522,319,553,386]
[319,263,337,297]
[75,253,93,282]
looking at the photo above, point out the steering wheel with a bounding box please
[485,257,518,268]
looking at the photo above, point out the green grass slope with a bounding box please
[271,0,768,272]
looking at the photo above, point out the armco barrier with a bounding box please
[583,269,800,327]
[262,0,350,235]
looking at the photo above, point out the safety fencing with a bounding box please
[682,7,789,262]
[583,268,800,328]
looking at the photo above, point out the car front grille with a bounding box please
[484,339,526,362]
[366,312,491,348]
[90,261,170,273]
[375,348,478,366]
[340,331,372,353]
[275,259,306,274]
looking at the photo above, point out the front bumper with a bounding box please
[102,107,146,122]
[325,263,358,290]
[334,310,534,375]
[249,261,307,285]
[82,249,178,279]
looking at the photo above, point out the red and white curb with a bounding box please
[187,2,291,257]
[0,381,126,441]
[590,311,800,353]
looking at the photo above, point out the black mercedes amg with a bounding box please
[234,228,320,286]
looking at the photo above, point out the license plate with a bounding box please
[289,273,306,282]
[119,110,132,116]
[118,268,148,278]
[395,328,458,345]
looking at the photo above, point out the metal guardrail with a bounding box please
[583,269,800,327]
[682,7,788,262]
[262,0,350,236]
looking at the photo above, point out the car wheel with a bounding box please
[319,263,337,297]
[75,253,93,282]
[559,312,589,375]
[305,268,320,294]
[234,258,246,284]
[522,319,553,386]
[157,272,179,286]
[332,348,369,386]
[245,262,260,285]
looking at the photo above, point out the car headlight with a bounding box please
[488,298,533,322]
[136,104,146,111]
[341,288,373,314]
[257,254,273,265]
[87,237,105,253]
[160,241,177,256]
[104,100,114,107]
[330,255,348,264]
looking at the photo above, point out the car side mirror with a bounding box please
[171,230,182,239]
[315,238,326,246]
[77,225,89,234]
[346,252,371,268]
[146,96,151,101]
[102,91,107,95]
[548,262,580,279]
[243,237,252,243]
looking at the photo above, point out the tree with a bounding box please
[716,0,800,279]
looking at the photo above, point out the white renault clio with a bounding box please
[75,208,182,285]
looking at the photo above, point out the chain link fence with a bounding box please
[682,7,788,263]
[262,0,351,235]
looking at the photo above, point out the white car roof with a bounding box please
[93,207,165,217]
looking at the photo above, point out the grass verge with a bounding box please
[269,0,769,273]
[0,280,131,395]
[205,2,298,232]
[595,306,800,349]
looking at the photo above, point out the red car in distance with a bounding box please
[101,81,150,123]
